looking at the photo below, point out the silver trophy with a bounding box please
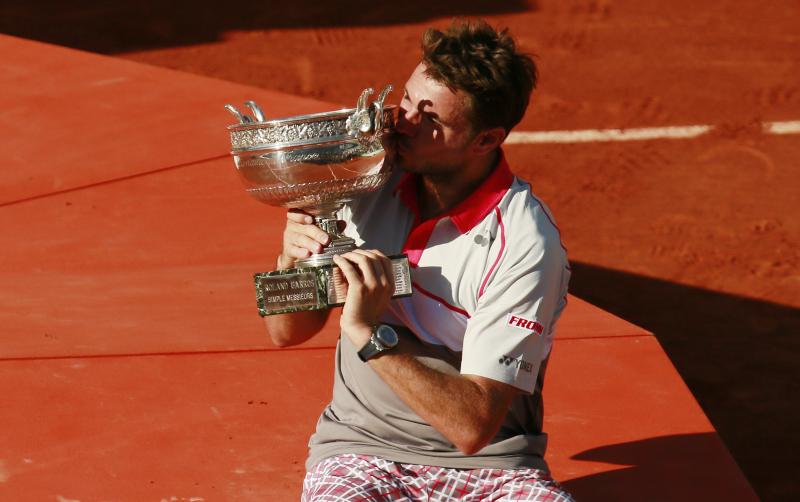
[226,85,412,316]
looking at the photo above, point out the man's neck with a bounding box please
[417,150,499,221]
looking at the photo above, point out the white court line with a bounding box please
[506,120,800,144]
[766,120,800,135]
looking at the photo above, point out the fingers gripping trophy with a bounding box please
[225,86,413,316]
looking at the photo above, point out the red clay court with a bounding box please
[1,2,798,501]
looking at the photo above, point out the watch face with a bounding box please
[375,325,399,348]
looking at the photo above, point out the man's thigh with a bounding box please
[303,454,574,502]
[303,454,414,502]
[452,468,575,502]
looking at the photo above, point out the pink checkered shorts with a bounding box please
[302,454,575,501]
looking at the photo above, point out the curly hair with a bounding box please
[421,19,537,134]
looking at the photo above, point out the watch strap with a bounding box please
[357,325,392,362]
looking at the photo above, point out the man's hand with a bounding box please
[265,209,340,347]
[332,250,395,346]
[278,209,334,269]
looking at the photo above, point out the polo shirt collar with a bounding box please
[394,149,514,234]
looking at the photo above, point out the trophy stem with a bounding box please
[295,212,356,268]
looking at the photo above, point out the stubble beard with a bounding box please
[394,138,471,179]
[396,153,462,180]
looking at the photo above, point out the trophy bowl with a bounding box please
[229,110,395,214]
[228,87,395,210]
[227,86,396,267]
[225,86,413,316]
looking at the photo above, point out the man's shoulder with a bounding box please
[498,177,565,249]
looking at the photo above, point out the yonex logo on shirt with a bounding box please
[507,314,544,335]
[498,354,534,373]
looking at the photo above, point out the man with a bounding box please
[267,20,574,501]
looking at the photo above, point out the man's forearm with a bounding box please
[263,253,330,347]
[263,309,329,347]
[368,347,516,455]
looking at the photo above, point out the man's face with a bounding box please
[392,63,477,175]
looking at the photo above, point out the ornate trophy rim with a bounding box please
[227,105,396,154]
[227,106,361,131]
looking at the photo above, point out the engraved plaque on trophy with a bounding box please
[225,86,413,316]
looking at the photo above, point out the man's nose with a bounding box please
[395,106,419,137]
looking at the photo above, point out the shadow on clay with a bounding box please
[1,0,534,54]
[568,261,799,502]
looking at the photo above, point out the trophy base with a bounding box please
[254,254,413,316]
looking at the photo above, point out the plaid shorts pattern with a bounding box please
[302,454,575,501]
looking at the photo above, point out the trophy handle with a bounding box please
[347,88,375,137]
[372,84,393,134]
[346,85,393,142]
[356,87,374,115]
[224,103,254,124]
[245,100,266,122]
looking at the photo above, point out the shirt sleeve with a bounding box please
[460,226,570,394]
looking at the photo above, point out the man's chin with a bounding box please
[392,149,439,175]
[392,151,416,172]
[394,157,422,174]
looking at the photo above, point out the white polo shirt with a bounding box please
[306,150,570,471]
[339,150,570,394]
[341,149,570,392]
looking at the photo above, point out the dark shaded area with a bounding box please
[570,262,800,502]
[562,434,757,501]
[0,0,532,54]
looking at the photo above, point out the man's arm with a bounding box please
[263,300,329,347]
[332,249,521,454]
[367,334,520,454]
[263,210,334,347]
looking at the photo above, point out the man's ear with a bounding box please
[472,127,507,155]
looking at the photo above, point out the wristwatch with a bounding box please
[357,324,399,362]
